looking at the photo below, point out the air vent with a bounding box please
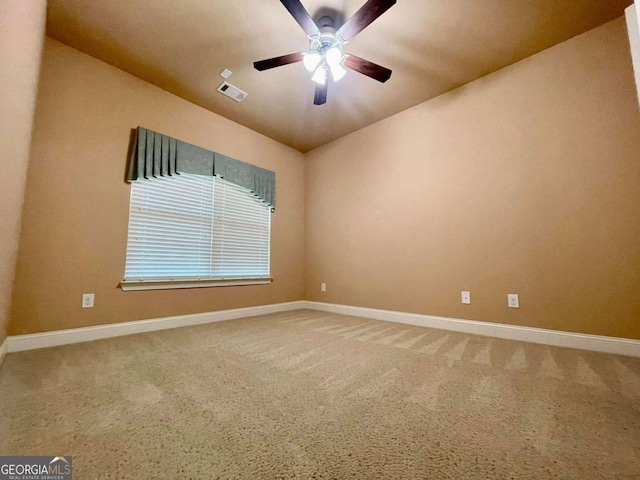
[217,81,248,102]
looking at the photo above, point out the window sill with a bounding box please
[120,277,273,291]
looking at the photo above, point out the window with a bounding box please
[121,173,271,290]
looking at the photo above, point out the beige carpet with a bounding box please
[1,309,639,479]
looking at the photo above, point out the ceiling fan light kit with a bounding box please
[305,31,346,85]
[254,0,396,105]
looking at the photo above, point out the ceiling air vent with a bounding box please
[217,81,248,102]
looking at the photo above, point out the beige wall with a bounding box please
[9,39,305,335]
[8,18,640,340]
[0,0,47,344]
[305,18,640,340]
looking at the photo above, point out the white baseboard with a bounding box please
[7,300,305,353]
[0,338,7,365]
[5,300,639,358]
[304,301,640,358]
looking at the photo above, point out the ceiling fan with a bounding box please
[254,0,396,105]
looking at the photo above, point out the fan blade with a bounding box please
[343,55,392,83]
[280,0,320,37]
[314,82,328,105]
[254,52,304,71]
[337,0,396,41]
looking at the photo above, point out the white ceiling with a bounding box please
[46,0,633,152]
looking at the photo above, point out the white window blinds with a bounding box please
[124,173,270,282]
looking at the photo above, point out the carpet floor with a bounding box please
[1,309,639,479]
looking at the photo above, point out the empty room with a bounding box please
[1,0,640,478]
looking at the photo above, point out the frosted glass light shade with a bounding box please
[303,53,322,72]
[329,62,346,81]
[311,66,327,85]
[325,47,342,68]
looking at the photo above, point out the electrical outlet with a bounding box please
[461,291,471,304]
[82,293,95,309]
[321,283,326,292]
[508,294,519,309]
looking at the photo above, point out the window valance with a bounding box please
[127,127,276,209]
